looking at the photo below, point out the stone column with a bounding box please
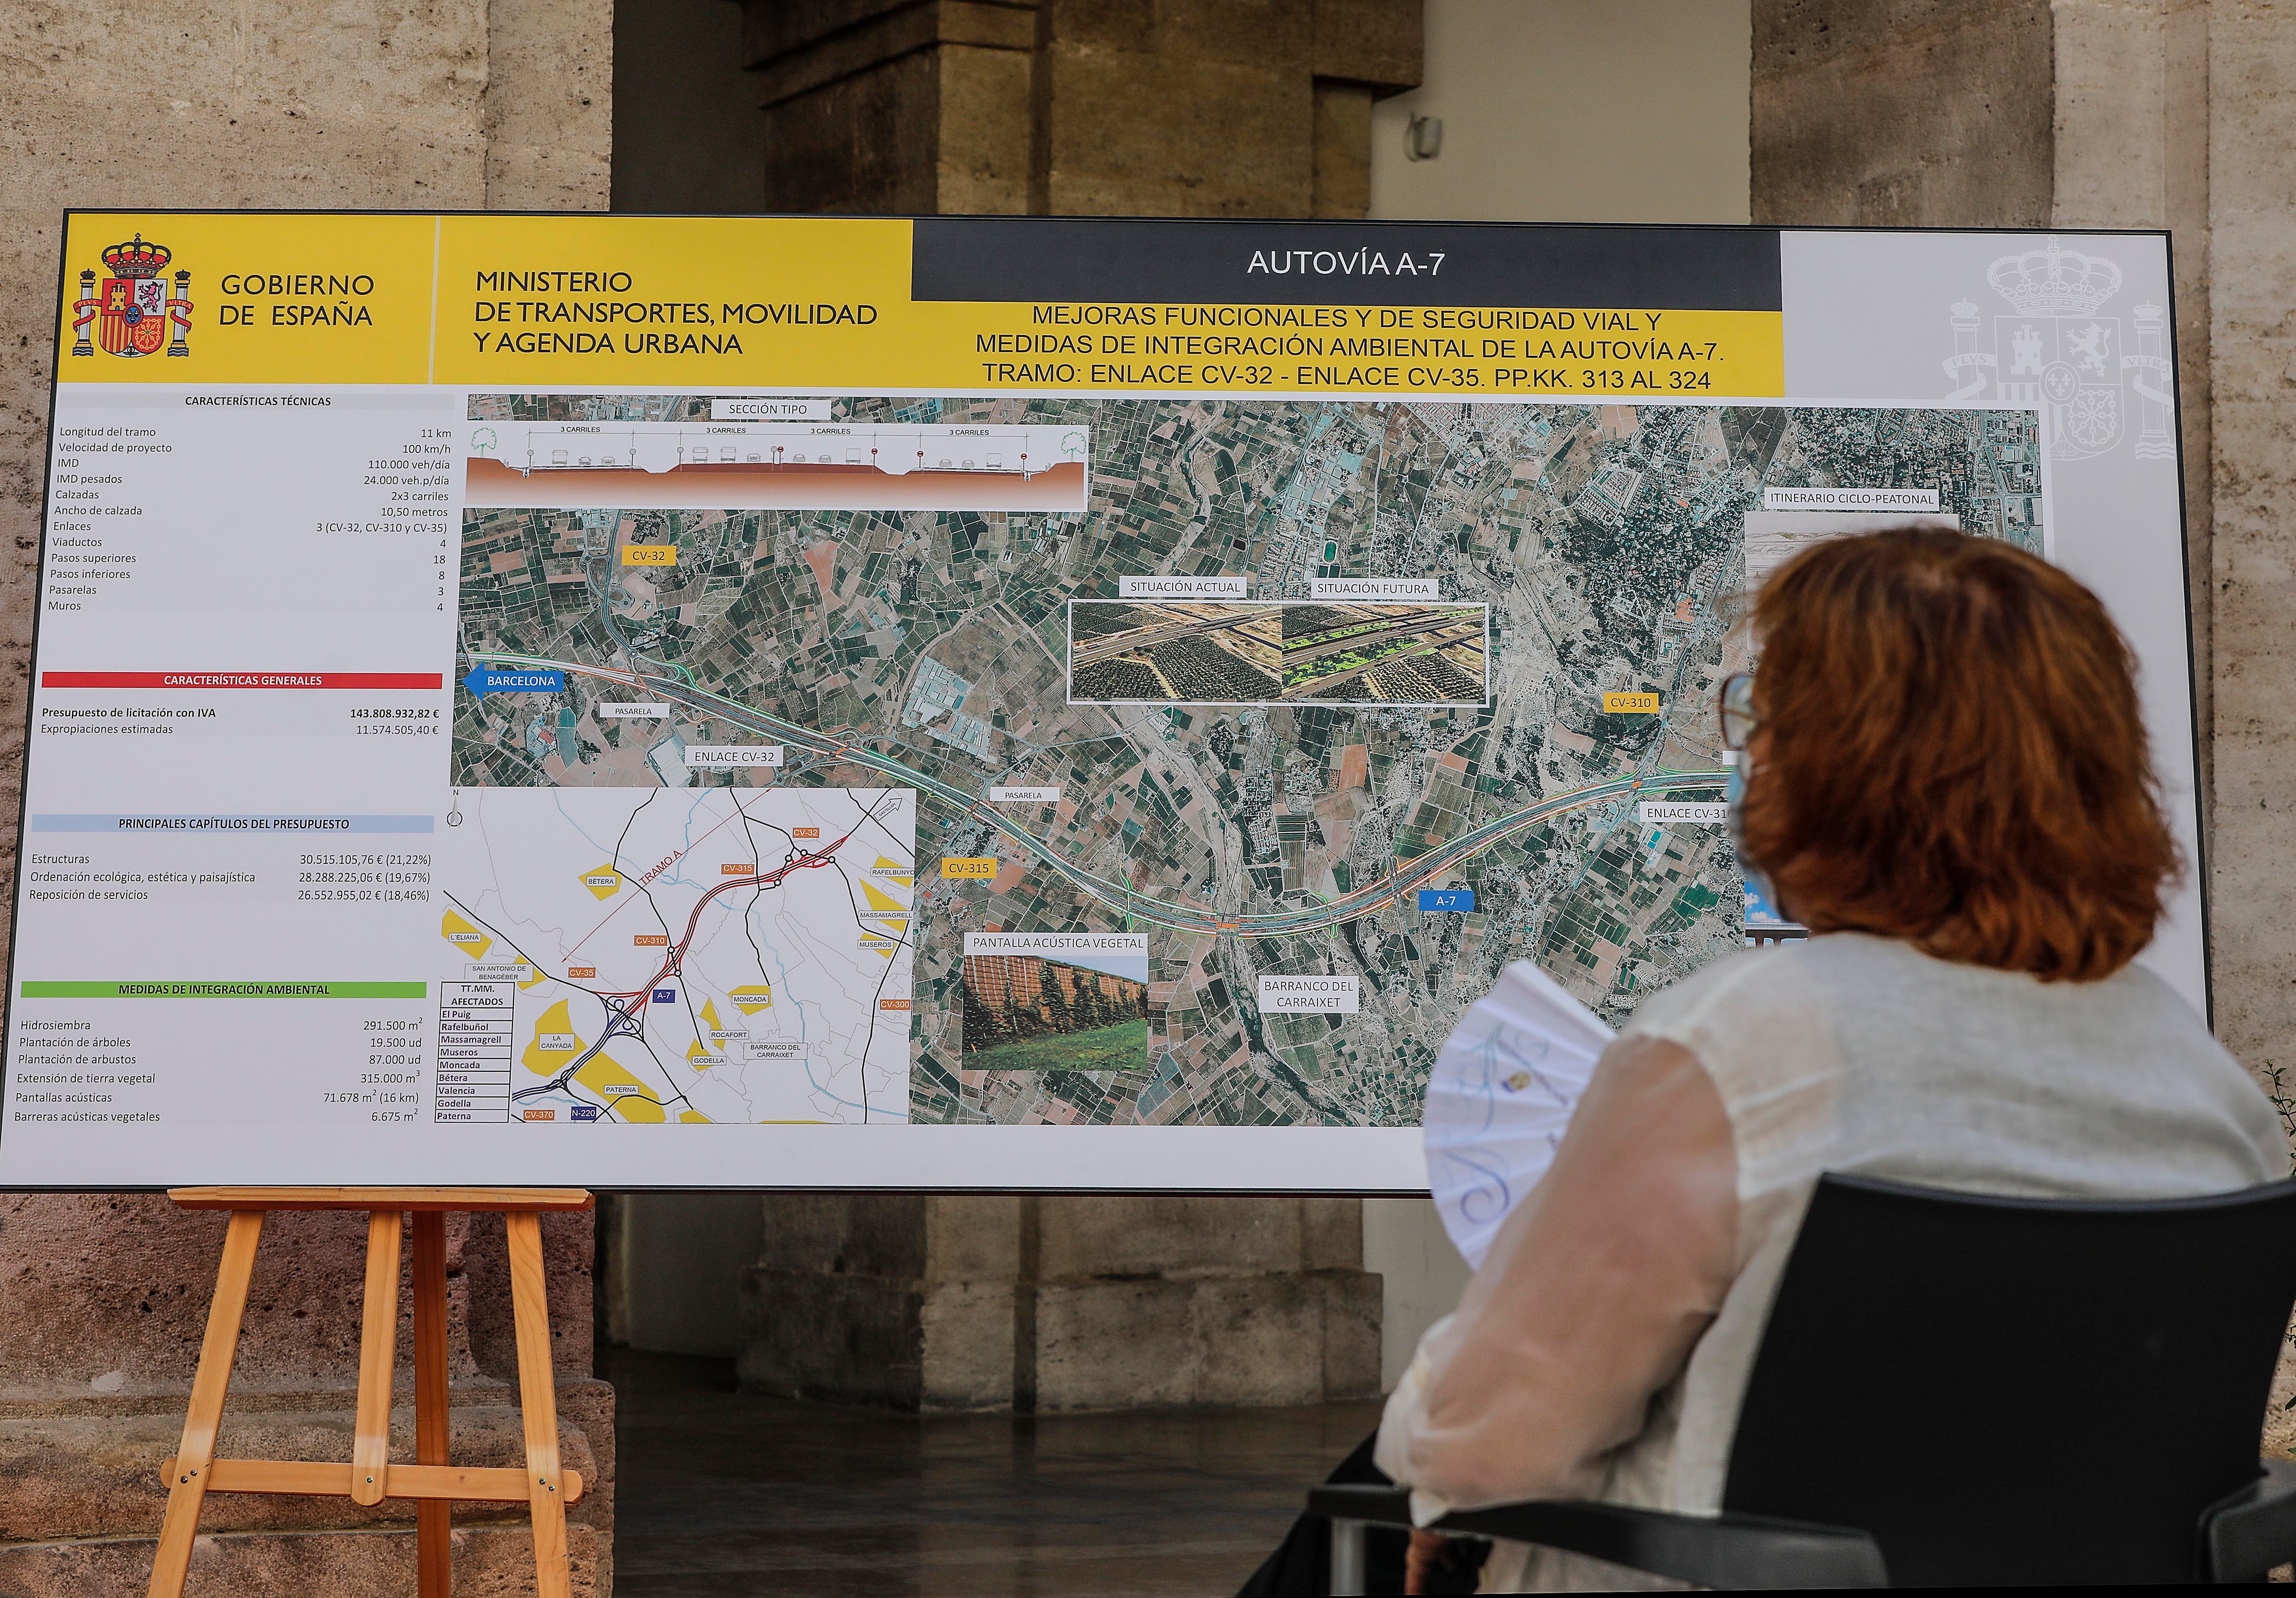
[1751,0,2055,230]
[739,1195,1380,1411]
[719,0,1418,1416]
[738,0,1040,215]
[1751,0,2214,837]
[2202,8,2296,1128]
[1025,0,1422,216]
[734,0,1423,217]
[0,3,616,1588]
[2048,0,2213,823]
[1754,0,2296,1446]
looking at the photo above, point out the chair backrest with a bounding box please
[1722,1172,2296,1585]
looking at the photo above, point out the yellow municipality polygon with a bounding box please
[439,911,491,960]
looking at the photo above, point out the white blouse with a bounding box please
[1378,934,2285,1592]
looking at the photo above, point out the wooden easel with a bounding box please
[148,1187,595,1598]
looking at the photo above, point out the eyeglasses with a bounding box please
[1717,671,1757,754]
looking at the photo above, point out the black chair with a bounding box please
[1313,1172,2296,1588]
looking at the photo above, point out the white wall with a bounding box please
[1361,0,1752,1384]
[1370,0,1751,224]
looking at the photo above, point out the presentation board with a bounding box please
[6,214,2200,1189]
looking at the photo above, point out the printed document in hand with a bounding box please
[1423,961,1615,1267]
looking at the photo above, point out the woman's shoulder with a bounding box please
[1789,929,2219,1041]
[1621,939,1822,1042]
[1617,934,1974,1094]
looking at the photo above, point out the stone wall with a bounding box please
[1367,0,1753,225]
[1755,0,2216,816]
[0,1204,610,1592]
[0,2,614,1588]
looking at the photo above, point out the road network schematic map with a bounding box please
[439,786,915,1125]
[453,392,2043,1128]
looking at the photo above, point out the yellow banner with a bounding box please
[58,213,1786,397]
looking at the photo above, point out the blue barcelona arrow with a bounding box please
[463,666,566,696]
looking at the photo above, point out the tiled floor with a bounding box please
[608,1349,1382,1598]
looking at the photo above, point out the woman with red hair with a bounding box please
[1368,526,2283,1592]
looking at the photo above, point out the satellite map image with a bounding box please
[452,392,2044,1127]
[1066,601,1490,705]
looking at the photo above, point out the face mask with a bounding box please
[1726,754,1783,920]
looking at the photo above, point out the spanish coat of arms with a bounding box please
[1943,238,2174,462]
[70,235,192,359]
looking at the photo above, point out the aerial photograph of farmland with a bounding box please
[1278,603,1487,703]
[1066,600,1486,705]
[1067,601,1284,702]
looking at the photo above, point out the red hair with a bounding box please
[1742,525,2178,981]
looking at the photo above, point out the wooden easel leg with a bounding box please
[352,1210,404,1507]
[412,1210,452,1598]
[506,1211,572,1598]
[149,1208,264,1598]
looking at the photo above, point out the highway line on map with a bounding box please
[465,651,1726,938]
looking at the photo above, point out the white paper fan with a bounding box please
[1423,960,1615,1268]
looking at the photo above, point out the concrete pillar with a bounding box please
[0,3,615,1587]
[739,1195,1381,1411]
[734,0,1423,217]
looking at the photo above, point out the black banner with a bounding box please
[913,219,1783,310]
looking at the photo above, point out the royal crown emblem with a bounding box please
[70,233,193,360]
[101,236,172,279]
[1984,239,2125,319]
[1946,237,2172,464]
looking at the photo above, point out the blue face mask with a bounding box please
[1726,755,1781,919]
